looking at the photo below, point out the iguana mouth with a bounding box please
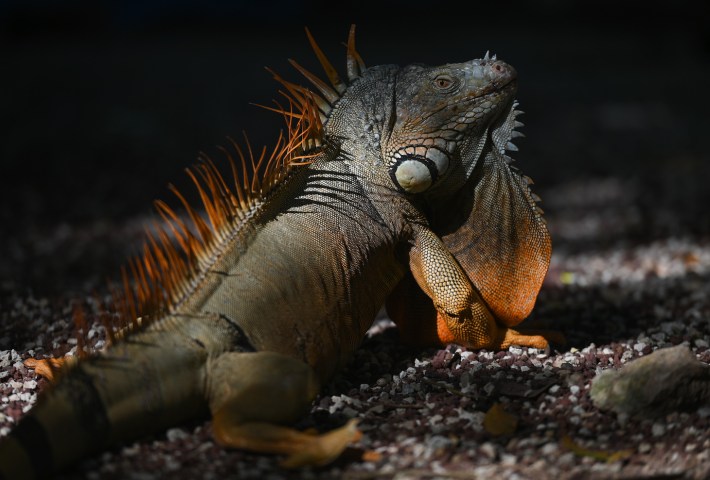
[476,69,517,98]
[488,79,517,99]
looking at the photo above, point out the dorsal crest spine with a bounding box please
[91,26,365,346]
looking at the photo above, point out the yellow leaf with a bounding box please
[560,271,576,285]
[483,403,518,436]
[561,436,632,463]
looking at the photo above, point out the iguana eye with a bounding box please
[433,75,456,91]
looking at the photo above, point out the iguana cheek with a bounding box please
[393,159,433,193]
[425,148,450,176]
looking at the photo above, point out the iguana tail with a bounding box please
[0,327,209,479]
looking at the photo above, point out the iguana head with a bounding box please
[383,54,518,195]
[271,28,519,199]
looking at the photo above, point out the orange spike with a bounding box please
[346,24,365,80]
[252,102,306,120]
[145,228,172,281]
[154,200,192,255]
[169,183,212,247]
[204,157,237,217]
[288,59,339,105]
[128,256,147,307]
[305,27,346,94]
[197,169,227,230]
[218,144,248,210]
[263,134,286,183]
[240,132,261,192]
[187,167,221,234]
[149,247,173,307]
[266,68,331,114]
[265,68,306,105]
[199,161,233,228]
[141,240,161,285]
[226,136,251,197]
[156,228,188,299]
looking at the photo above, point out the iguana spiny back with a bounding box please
[0,26,551,478]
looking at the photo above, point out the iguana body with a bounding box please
[0,27,551,478]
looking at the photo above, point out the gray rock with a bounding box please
[590,345,710,417]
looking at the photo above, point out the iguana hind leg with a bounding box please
[207,351,361,468]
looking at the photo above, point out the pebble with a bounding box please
[22,380,37,390]
[342,407,358,418]
[166,428,188,442]
[541,443,558,455]
[479,442,498,459]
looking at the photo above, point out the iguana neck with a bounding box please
[324,65,399,168]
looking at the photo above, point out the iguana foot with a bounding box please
[212,416,362,468]
[24,357,67,382]
[496,327,566,350]
[434,313,565,351]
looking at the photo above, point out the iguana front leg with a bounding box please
[207,351,362,468]
[406,226,550,350]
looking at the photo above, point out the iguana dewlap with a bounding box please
[0,27,551,479]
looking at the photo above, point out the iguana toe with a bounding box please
[496,327,566,350]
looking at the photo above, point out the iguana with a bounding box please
[0,26,552,479]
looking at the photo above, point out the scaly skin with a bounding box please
[0,30,550,478]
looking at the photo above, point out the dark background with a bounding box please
[1,0,709,293]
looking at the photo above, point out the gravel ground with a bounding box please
[1,176,709,480]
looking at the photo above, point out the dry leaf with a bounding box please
[483,403,518,436]
[24,357,68,383]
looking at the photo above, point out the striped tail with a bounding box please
[0,328,209,479]
[0,366,112,479]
